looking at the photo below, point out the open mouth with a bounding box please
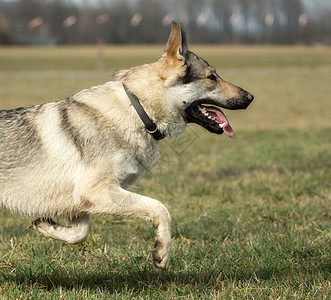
[184,100,234,138]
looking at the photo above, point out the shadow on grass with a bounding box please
[1,259,329,294]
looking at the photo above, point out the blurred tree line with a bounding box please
[0,0,330,45]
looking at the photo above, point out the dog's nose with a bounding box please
[247,92,254,102]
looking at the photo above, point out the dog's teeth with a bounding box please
[219,122,226,128]
[200,107,208,116]
[199,106,208,115]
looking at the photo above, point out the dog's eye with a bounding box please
[207,74,217,81]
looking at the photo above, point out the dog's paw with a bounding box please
[29,218,42,230]
[29,217,58,232]
[152,239,171,270]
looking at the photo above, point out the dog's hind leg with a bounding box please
[30,214,90,245]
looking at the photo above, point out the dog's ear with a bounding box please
[180,22,189,58]
[163,21,188,63]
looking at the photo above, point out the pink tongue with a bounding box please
[205,107,234,138]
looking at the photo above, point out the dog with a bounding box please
[0,22,253,269]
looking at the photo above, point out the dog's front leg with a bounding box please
[82,184,172,269]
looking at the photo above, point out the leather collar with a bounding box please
[123,83,166,140]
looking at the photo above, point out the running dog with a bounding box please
[0,22,253,269]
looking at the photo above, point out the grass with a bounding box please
[0,45,330,299]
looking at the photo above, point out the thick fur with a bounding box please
[0,22,253,269]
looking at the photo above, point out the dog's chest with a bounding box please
[116,143,160,188]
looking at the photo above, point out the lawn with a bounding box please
[0,45,330,299]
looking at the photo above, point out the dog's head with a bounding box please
[160,22,254,138]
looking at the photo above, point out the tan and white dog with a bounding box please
[0,22,253,269]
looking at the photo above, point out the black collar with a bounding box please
[123,83,166,140]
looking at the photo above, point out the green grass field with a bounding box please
[0,45,330,299]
